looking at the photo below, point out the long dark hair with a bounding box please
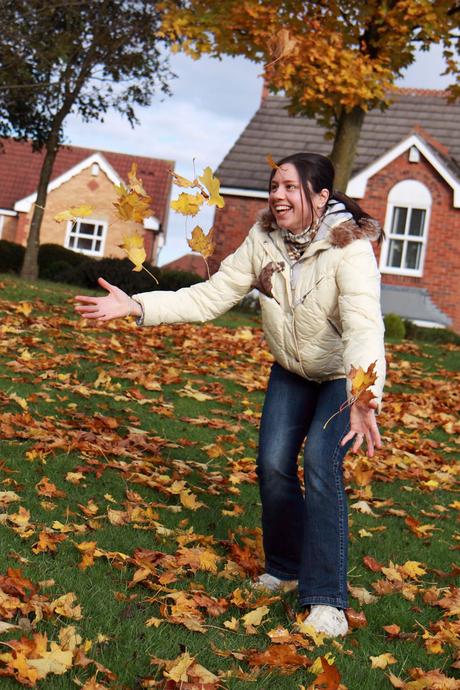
[269,152,381,239]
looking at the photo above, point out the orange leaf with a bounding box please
[308,656,341,690]
[266,154,279,169]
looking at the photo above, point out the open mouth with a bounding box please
[274,205,292,216]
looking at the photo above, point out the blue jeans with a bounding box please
[257,362,351,609]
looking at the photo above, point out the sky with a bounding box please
[64,45,454,265]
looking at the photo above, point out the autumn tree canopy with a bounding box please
[160,0,460,189]
[0,0,177,280]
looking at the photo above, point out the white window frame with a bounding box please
[64,218,107,257]
[380,180,432,278]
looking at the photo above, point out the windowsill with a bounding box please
[380,267,423,278]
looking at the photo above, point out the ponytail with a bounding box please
[331,190,384,244]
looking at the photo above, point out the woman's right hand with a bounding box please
[74,277,142,322]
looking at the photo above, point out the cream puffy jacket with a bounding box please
[133,205,386,404]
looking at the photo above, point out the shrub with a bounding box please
[384,313,406,340]
[403,319,460,345]
[38,244,87,276]
[157,269,203,291]
[0,240,25,274]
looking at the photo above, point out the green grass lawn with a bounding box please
[0,273,459,689]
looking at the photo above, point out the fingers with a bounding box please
[97,277,114,292]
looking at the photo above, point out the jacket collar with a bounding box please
[258,199,381,252]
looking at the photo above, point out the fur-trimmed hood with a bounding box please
[258,200,382,247]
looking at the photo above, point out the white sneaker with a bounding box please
[253,573,298,593]
[304,605,348,637]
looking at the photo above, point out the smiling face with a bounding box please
[268,162,329,234]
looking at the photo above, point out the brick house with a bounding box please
[161,253,208,278]
[210,89,460,332]
[0,139,174,265]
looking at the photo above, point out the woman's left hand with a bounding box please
[341,399,381,458]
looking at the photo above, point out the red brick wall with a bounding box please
[211,152,460,331]
[209,196,267,274]
[363,152,460,331]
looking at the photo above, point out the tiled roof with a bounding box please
[217,90,460,191]
[161,253,208,278]
[0,138,174,226]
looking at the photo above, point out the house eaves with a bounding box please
[347,133,460,207]
[14,153,122,213]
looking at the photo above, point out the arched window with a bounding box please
[380,180,431,277]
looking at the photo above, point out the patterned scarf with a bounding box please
[281,219,320,262]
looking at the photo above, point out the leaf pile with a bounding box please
[0,277,459,688]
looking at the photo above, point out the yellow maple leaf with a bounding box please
[50,592,82,620]
[164,652,195,682]
[119,232,146,272]
[127,162,147,196]
[54,204,94,223]
[198,166,225,208]
[28,643,73,678]
[180,490,205,511]
[113,183,153,223]
[170,191,205,216]
[242,605,270,629]
[369,652,397,669]
[400,561,427,579]
[187,225,215,259]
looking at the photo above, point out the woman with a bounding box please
[75,152,386,638]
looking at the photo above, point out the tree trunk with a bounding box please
[329,105,366,192]
[20,135,60,281]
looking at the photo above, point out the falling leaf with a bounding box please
[187,225,215,259]
[169,169,198,188]
[170,191,205,216]
[119,232,146,272]
[54,205,94,223]
[266,154,279,169]
[198,167,225,208]
[127,162,147,196]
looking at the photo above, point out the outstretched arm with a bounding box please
[74,277,142,322]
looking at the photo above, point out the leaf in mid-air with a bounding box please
[198,166,225,208]
[187,225,215,259]
[54,205,94,223]
[119,232,146,272]
[170,191,205,216]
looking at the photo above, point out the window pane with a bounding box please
[79,222,96,236]
[95,241,101,252]
[96,225,103,237]
[76,237,94,251]
[405,241,422,270]
[391,207,407,235]
[408,208,426,236]
[68,237,75,248]
[387,239,403,267]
